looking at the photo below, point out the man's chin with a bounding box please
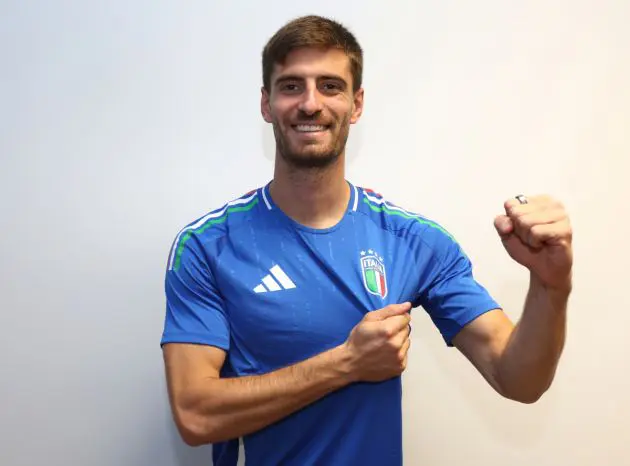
[281,149,341,169]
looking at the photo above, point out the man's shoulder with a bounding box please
[166,187,262,270]
[177,187,261,238]
[355,185,456,245]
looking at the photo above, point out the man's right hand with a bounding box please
[343,302,412,383]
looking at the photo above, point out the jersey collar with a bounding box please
[261,180,359,213]
[260,180,359,234]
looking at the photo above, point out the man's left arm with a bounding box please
[453,195,573,404]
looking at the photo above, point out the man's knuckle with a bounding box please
[514,218,529,230]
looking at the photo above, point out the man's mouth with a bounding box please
[292,124,330,133]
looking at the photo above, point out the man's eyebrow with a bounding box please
[274,75,303,85]
[319,74,348,83]
[274,74,348,85]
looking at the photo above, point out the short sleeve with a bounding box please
[160,234,230,351]
[417,237,501,347]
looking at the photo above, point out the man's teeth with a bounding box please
[295,125,327,132]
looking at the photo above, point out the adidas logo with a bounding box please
[253,265,296,293]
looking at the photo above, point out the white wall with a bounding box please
[2,1,628,465]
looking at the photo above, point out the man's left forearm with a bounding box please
[496,272,571,403]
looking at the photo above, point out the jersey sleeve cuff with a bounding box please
[442,301,500,347]
[160,332,230,351]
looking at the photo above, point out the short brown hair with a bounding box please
[261,15,363,93]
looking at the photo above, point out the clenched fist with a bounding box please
[494,194,573,291]
[343,302,412,383]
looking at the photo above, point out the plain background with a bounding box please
[2,1,629,465]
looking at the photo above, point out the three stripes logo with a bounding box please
[253,265,296,293]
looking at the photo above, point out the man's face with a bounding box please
[261,47,364,169]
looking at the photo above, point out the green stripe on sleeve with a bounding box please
[173,197,259,270]
[362,198,455,241]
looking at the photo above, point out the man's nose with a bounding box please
[298,87,323,115]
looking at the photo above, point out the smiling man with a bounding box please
[160,15,573,466]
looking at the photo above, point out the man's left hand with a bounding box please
[494,195,573,291]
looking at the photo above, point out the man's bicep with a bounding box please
[452,309,514,393]
[160,235,232,413]
[164,343,226,381]
[163,343,227,406]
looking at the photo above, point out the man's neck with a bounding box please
[269,155,350,230]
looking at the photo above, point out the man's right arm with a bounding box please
[163,342,353,445]
[163,302,412,446]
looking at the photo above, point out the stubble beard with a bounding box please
[273,115,351,170]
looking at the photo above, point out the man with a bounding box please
[160,15,572,466]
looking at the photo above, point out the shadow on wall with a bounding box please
[261,122,364,165]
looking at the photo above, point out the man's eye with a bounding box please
[322,82,341,91]
[281,83,300,92]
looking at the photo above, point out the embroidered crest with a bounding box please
[360,250,388,298]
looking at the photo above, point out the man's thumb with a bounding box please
[365,302,412,321]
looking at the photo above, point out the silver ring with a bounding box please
[515,194,528,205]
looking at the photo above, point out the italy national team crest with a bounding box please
[360,250,388,298]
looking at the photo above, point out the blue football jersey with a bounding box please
[161,181,500,466]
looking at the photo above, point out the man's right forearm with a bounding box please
[175,344,355,445]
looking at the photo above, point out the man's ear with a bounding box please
[350,87,365,124]
[261,86,273,123]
